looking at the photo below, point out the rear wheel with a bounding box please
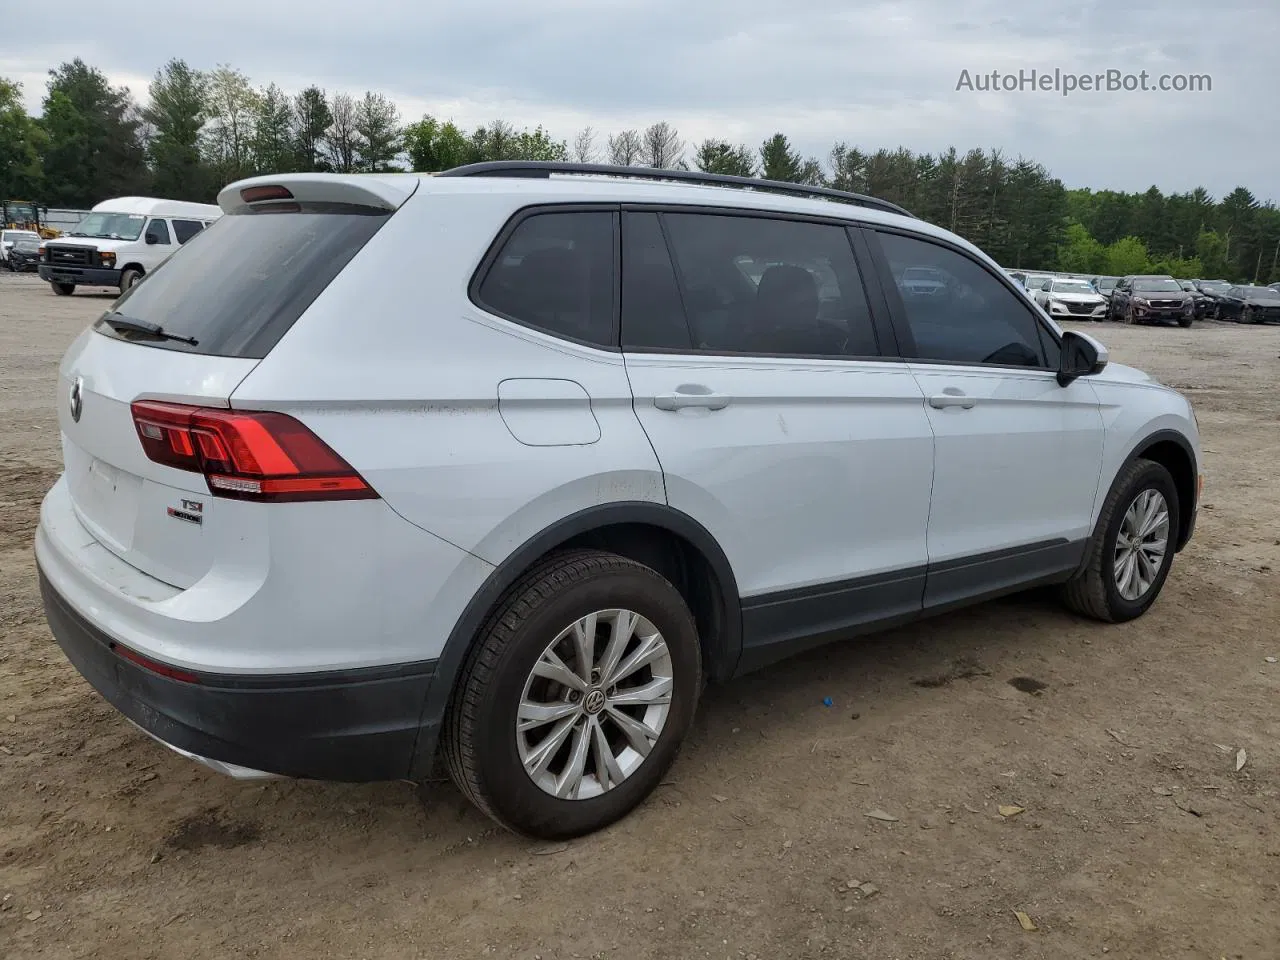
[444,549,702,839]
[119,268,143,294]
[51,282,75,296]
[1061,459,1179,623]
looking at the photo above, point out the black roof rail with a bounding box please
[435,161,915,219]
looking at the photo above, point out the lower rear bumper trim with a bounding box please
[38,567,437,782]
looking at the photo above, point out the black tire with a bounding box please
[444,549,702,840]
[1061,458,1180,623]
[119,268,142,294]
[1178,311,1193,328]
[52,282,75,296]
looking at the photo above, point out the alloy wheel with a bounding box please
[516,608,674,800]
[1113,489,1170,601]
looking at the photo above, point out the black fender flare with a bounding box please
[408,501,742,778]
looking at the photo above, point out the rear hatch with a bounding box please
[56,175,417,588]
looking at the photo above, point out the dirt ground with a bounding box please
[1,269,1277,960]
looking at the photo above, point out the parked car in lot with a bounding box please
[1191,279,1233,314]
[1109,275,1195,326]
[36,162,1203,839]
[1033,276,1109,320]
[5,237,42,272]
[1178,280,1212,319]
[1210,284,1280,323]
[38,197,220,296]
[1,228,41,263]
[1090,276,1120,302]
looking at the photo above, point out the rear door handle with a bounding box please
[654,387,731,412]
[928,390,976,410]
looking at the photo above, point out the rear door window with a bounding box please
[172,219,205,244]
[96,203,391,358]
[659,212,880,358]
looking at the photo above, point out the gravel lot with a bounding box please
[2,269,1278,959]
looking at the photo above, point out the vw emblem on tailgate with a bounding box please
[69,377,84,423]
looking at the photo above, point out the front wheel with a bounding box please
[1178,311,1194,328]
[51,282,75,296]
[444,550,702,840]
[1061,458,1180,623]
[119,268,143,294]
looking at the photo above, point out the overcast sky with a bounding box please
[3,0,1273,201]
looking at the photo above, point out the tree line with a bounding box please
[2,58,1277,282]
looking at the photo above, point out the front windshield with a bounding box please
[68,211,146,241]
[1095,277,1118,291]
[1241,286,1278,296]
[1133,279,1182,293]
[4,231,39,243]
[1052,279,1094,293]
[1200,281,1231,292]
[13,239,39,252]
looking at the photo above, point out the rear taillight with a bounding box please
[130,401,377,503]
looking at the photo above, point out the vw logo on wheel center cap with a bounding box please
[582,689,607,715]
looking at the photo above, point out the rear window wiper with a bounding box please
[100,312,199,346]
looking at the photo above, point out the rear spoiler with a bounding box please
[217,174,420,215]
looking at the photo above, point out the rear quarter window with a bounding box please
[97,203,390,358]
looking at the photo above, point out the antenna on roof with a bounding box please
[435,161,915,218]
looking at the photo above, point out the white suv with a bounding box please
[36,163,1202,839]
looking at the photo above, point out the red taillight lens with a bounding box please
[130,401,377,502]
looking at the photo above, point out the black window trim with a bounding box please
[864,224,1064,374]
[468,202,623,353]
[617,201,898,364]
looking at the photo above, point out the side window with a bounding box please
[877,231,1049,368]
[172,219,204,244]
[145,218,172,245]
[621,212,691,350]
[475,210,616,348]
[660,212,879,357]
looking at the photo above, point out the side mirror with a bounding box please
[1058,330,1108,386]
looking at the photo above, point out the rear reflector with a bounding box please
[130,401,377,503]
[111,642,201,684]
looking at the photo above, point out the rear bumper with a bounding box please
[39,264,120,286]
[39,568,437,781]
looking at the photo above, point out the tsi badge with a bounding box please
[166,498,204,526]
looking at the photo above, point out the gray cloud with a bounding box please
[3,0,1273,199]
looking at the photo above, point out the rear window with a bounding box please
[95,203,390,358]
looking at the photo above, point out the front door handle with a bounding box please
[928,390,976,410]
[654,386,731,412]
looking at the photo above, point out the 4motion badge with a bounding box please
[167,498,204,525]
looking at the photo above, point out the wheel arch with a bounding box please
[409,502,743,778]
[1122,429,1199,551]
